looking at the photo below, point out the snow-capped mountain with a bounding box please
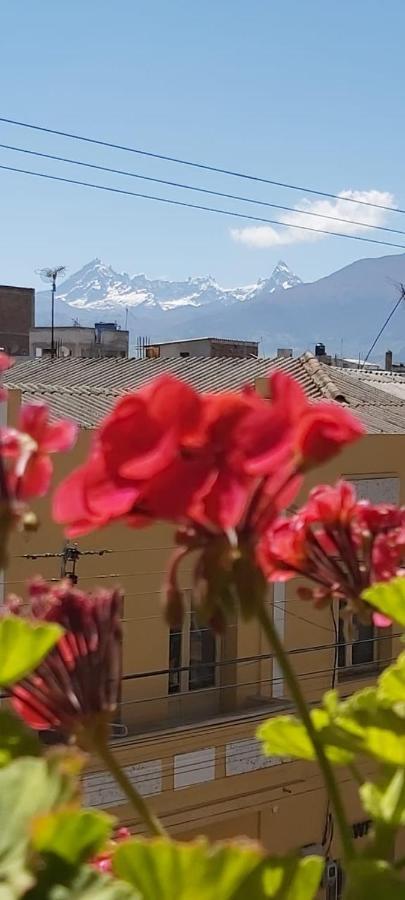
[35,252,405,361]
[44,258,302,312]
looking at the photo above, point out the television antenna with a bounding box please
[37,265,66,358]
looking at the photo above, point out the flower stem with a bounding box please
[96,739,167,837]
[256,603,355,861]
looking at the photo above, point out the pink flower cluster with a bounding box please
[258,480,405,624]
[91,827,131,874]
[0,352,76,506]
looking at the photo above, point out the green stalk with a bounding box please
[96,739,167,837]
[256,603,355,861]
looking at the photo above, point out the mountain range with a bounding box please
[36,253,405,360]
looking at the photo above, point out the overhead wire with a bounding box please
[119,658,397,707]
[120,633,398,682]
[0,115,403,216]
[168,777,356,835]
[0,162,404,251]
[0,142,404,238]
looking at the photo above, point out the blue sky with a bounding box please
[1,0,404,290]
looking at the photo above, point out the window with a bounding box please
[189,611,216,690]
[338,603,375,672]
[179,351,190,358]
[168,598,217,694]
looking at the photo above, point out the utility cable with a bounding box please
[0,162,404,251]
[0,142,404,238]
[0,115,403,215]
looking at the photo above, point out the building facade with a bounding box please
[0,284,34,355]
[145,337,258,359]
[4,353,405,894]
[29,323,129,359]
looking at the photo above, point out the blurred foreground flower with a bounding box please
[8,579,122,745]
[0,351,13,400]
[91,827,131,874]
[53,372,363,631]
[258,480,405,624]
[0,355,77,566]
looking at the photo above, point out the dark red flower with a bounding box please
[9,580,123,740]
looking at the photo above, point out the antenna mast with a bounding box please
[37,265,66,358]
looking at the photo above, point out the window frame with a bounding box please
[168,591,221,695]
[337,602,386,681]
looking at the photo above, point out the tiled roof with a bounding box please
[6,353,405,434]
[6,382,122,429]
[333,367,405,401]
[8,355,274,393]
[258,354,405,434]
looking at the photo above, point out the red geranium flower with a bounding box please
[53,372,364,631]
[258,480,405,625]
[269,372,365,467]
[91,827,131,874]
[0,351,13,400]
[16,403,77,499]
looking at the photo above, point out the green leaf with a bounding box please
[0,617,63,685]
[24,864,135,899]
[378,652,405,711]
[263,857,323,900]
[337,689,405,766]
[0,755,79,897]
[32,809,115,866]
[362,577,405,627]
[257,712,353,765]
[0,710,40,767]
[114,838,323,899]
[360,769,405,827]
[344,860,405,900]
[257,716,316,762]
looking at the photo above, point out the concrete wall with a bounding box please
[149,339,258,359]
[5,387,405,872]
[0,285,34,355]
[30,326,129,358]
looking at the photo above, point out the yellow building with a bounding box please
[4,351,405,894]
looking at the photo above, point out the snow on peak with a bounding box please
[42,259,303,313]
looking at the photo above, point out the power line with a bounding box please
[121,632,398,683]
[1,142,405,239]
[1,161,405,251]
[0,115,403,216]
[362,285,405,368]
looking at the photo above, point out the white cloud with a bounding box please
[230,189,396,248]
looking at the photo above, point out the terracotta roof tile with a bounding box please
[5,354,405,434]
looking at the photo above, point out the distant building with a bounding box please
[0,285,34,356]
[29,322,129,359]
[313,342,380,371]
[145,337,258,359]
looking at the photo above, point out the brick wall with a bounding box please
[0,286,34,355]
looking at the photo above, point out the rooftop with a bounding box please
[154,336,258,345]
[333,367,405,402]
[5,352,405,434]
